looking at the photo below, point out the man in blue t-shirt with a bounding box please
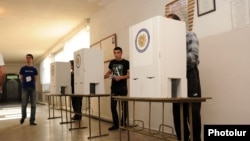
[19,54,38,126]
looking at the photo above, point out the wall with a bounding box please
[193,0,233,38]
[194,0,250,124]
[5,63,23,74]
[90,0,175,127]
[89,0,250,139]
[200,27,250,124]
[90,0,170,59]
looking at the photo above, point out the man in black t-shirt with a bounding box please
[104,47,129,131]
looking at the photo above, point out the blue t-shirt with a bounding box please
[19,65,38,88]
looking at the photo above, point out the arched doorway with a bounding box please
[1,73,21,102]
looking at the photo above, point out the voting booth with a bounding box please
[129,15,187,98]
[74,48,105,95]
[50,62,71,94]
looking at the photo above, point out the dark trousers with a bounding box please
[71,97,83,117]
[172,66,202,141]
[110,96,128,127]
[110,86,128,127]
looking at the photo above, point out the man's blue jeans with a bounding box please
[21,87,36,123]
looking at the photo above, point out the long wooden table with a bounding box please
[46,93,110,139]
[47,94,62,120]
[67,94,110,139]
[113,96,211,141]
[47,94,73,124]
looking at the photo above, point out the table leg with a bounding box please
[47,95,61,120]
[70,97,73,130]
[48,95,51,119]
[60,96,63,124]
[180,103,184,141]
[87,96,109,139]
[69,96,86,130]
[149,101,151,133]
[89,97,91,138]
[65,96,68,122]
[118,99,122,141]
[60,95,74,124]
[53,96,55,118]
[188,103,193,141]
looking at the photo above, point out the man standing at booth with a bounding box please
[70,60,82,120]
[167,14,202,141]
[19,54,38,125]
[104,47,130,131]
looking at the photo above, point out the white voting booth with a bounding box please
[74,48,105,95]
[50,62,71,94]
[129,15,187,98]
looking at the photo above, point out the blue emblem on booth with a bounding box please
[135,28,150,53]
[75,54,81,68]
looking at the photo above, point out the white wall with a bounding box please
[194,0,233,38]
[200,27,250,124]
[194,0,250,125]
[89,0,178,129]
[90,0,170,59]
[88,0,250,140]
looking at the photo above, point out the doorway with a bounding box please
[1,73,21,102]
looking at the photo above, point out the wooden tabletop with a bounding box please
[46,93,110,97]
[112,96,212,103]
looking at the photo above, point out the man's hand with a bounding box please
[113,76,122,81]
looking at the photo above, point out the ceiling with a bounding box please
[0,0,113,64]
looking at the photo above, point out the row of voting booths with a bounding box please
[50,48,105,109]
[49,15,187,138]
[50,49,104,95]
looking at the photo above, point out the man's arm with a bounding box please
[104,69,112,79]
[0,66,6,92]
[187,31,199,65]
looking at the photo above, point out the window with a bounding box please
[40,27,90,92]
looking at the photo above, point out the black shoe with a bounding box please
[71,115,82,120]
[108,125,119,131]
[20,118,25,124]
[30,122,37,126]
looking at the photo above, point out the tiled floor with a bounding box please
[0,101,169,141]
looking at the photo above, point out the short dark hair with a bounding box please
[26,54,33,59]
[167,14,181,21]
[113,46,122,52]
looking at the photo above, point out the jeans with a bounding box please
[21,87,36,123]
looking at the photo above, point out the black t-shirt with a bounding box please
[108,59,129,88]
